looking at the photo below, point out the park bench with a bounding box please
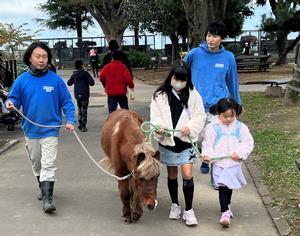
[240,78,291,87]
[241,78,291,97]
[236,55,272,72]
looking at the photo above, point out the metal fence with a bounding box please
[7,30,298,68]
[16,35,157,68]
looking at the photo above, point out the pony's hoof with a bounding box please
[122,216,132,224]
[131,213,142,222]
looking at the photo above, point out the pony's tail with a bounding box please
[99,157,114,172]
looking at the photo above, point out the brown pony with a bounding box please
[101,109,160,223]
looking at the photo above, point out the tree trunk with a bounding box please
[85,2,127,45]
[181,0,227,48]
[275,32,288,65]
[170,33,179,63]
[278,35,300,65]
[76,18,83,48]
[284,42,300,105]
[134,25,139,49]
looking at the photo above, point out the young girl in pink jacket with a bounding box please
[202,98,254,227]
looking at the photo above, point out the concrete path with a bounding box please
[0,70,279,236]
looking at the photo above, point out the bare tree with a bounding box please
[83,0,128,45]
[256,0,300,64]
[181,0,227,48]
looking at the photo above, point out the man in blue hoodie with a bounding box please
[6,42,75,213]
[184,22,241,181]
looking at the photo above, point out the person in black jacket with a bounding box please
[102,40,132,77]
[67,60,95,132]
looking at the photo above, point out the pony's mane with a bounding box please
[135,142,160,180]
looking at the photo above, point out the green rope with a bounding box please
[141,121,235,161]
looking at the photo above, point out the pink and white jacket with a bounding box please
[202,119,254,167]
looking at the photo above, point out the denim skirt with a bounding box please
[159,146,196,166]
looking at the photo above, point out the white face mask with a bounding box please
[171,79,187,91]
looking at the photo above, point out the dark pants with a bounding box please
[107,96,128,114]
[77,99,89,127]
[219,186,233,213]
[90,58,98,77]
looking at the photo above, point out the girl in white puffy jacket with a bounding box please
[202,98,254,227]
[150,60,206,226]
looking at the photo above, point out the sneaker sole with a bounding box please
[185,221,198,226]
[169,216,180,220]
[219,220,230,227]
[183,216,198,226]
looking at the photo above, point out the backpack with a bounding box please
[212,121,242,148]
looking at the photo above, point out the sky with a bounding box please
[0,0,294,40]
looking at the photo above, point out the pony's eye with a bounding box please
[139,177,146,181]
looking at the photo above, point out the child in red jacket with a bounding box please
[99,50,134,113]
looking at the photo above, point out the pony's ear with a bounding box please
[152,150,160,161]
[137,152,146,165]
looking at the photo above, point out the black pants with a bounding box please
[90,58,98,77]
[107,96,128,114]
[219,186,232,213]
[77,99,89,127]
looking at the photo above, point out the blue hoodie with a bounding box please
[184,42,241,112]
[7,71,76,138]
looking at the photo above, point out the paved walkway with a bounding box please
[0,70,280,236]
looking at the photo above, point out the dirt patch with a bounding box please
[265,106,300,132]
[133,68,168,85]
[133,64,294,85]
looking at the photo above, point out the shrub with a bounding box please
[99,53,106,66]
[127,49,151,68]
[225,43,242,54]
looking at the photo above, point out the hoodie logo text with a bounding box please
[43,86,54,93]
[215,63,224,68]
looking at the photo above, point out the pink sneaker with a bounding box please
[219,210,231,227]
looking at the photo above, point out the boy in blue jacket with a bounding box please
[184,22,241,184]
[6,42,75,213]
[67,60,95,132]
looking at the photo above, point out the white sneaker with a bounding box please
[183,209,198,225]
[169,203,181,220]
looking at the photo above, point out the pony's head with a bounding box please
[133,142,160,210]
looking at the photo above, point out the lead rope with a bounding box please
[140,121,234,161]
[12,106,132,181]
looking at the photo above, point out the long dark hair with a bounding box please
[153,60,193,108]
[23,41,52,66]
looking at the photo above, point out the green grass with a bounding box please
[241,92,300,235]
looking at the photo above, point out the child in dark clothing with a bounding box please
[67,60,95,132]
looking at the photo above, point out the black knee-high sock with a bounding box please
[219,186,232,212]
[183,178,194,211]
[227,187,233,206]
[167,178,179,205]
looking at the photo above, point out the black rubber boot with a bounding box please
[41,181,56,213]
[78,120,82,130]
[81,125,88,132]
[36,176,42,200]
